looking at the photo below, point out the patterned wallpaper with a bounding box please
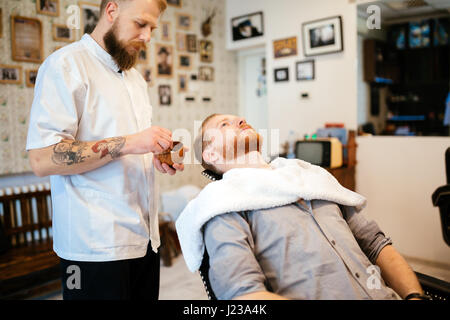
[0,0,239,192]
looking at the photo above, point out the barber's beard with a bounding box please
[103,22,145,71]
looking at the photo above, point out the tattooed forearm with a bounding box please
[51,140,89,166]
[91,137,126,159]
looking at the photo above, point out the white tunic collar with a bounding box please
[81,33,121,73]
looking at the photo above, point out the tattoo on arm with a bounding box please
[51,141,89,166]
[91,137,125,159]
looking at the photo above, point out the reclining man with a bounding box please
[176,113,427,300]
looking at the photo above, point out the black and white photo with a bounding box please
[231,11,264,41]
[296,60,315,81]
[302,16,343,56]
[274,67,289,82]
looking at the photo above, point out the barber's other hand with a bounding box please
[125,126,173,155]
[153,156,184,176]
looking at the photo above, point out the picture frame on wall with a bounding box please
[178,74,188,92]
[160,21,171,41]
[231,11,264,42]
[176,13,192,30]
[25,69,38,88]
[155,44,173,77]
[176,33,186,51]
[79,1,100,35]
[139,66,153,87]
[159,85,172,106]
[167,0,182,8]
[302,16,343,57]
[11,16,43,63]
[137,48,148,64]
[273,36,297,59]
[36,0,59,17]
[178,54,191,70]
[274,67,289,82]
[186,34,198,52]
[199,66,214,81]
[52,24,74,42]
[199,40,213,63]
[0,64,22,85]
[296,60,315,81]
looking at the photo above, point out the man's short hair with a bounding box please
[194,113,221,174]
[100,0,168,17]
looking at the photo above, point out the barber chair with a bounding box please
[199,166,450,300]
[198,170,222,300]
[432,147,450,247]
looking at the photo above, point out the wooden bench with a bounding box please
[0,188,60,300]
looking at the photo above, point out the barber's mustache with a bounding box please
[128,41,146,51]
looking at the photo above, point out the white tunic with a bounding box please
[26,34,160,261]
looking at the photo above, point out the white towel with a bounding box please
[175,157,367,272]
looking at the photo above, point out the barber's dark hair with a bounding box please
[100,0,168,17]
[194,113,221,174]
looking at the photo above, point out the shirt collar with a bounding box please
[81,33,121,73]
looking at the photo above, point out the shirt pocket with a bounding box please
[77,188,149,249]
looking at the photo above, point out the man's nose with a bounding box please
[140,27,152,43]
[237,118,246,127]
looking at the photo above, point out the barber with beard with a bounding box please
[26,0,178,300]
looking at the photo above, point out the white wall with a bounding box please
[226,0,358,144]
[357,136,450,264]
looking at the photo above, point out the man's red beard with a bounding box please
[103,20,146,71]
[222,130,262,161]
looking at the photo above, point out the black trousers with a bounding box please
[60,243,160,300]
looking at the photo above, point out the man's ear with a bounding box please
[104,1,119,23]
[202,145,220,165]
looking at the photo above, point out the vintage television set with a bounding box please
[294,137,343,168]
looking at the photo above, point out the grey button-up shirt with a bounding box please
[203,199,401,300]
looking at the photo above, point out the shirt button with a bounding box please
[331,240,336,246]
[355,272,360,278]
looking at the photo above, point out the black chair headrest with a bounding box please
[201,170,223,181]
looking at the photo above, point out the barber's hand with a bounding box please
[125,126,173,155]
[153,146,189,176]
[153,156,184,176]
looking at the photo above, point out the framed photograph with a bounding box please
[159,85,172,106]
[186,34,197,52]
[160,21,171,41]
[167,0,182,8]
[302,16,343,57]
[199,66,214,81]
[178,74,188,92]
[0,64,22,85]
[178,54,191,69]
[11,16,43,63]
[296,60,315,81]
[155,44,173,77]
[25,69,38,88]
[176,13,192,30]
[274,67,289,82]
[52,24,74,42]
[79,1,100,35]
[199,40,213,63]
[137,48,148,64]
[139,66,153,87]
[176,33,186,51]
[36,0,59,17]
[231,11,264,42]
[273,37,297,59]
